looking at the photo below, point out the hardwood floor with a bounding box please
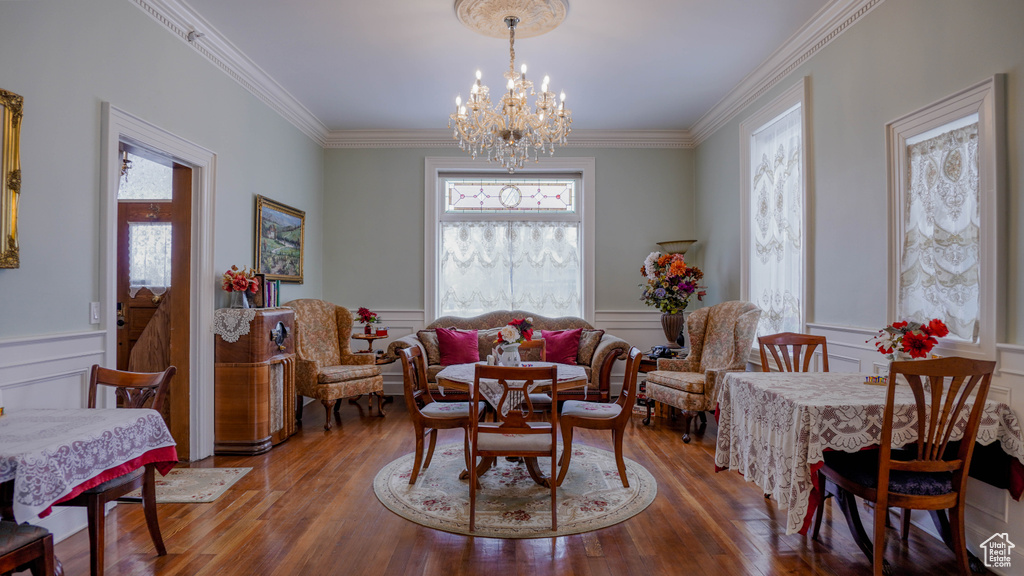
[52,399,968,575]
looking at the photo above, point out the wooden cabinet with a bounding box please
[214,308,296,455]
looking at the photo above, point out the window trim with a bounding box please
[739,77,810,339]
[425,157,595,323]
[886,75,1006,359]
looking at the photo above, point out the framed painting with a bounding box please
[1,87,23,269]
[255,195,304,283]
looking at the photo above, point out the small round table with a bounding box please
[351,333,386,353]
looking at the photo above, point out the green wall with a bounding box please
[695,0,1023,341]
[0,0,324,339]
[323,147,694,314]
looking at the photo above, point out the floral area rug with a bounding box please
[122,467,251,503]
[374,443,656,538]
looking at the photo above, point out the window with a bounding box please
[426,158,595,322]
[741,78,808,338]
[887,76,1005,356]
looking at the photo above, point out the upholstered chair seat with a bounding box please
[283,299,385,430]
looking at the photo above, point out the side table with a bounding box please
[352,333,387,354]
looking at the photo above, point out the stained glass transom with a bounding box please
[445,179,575,213]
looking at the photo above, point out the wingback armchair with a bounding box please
[643,300,761,442]
[283,299,385,430]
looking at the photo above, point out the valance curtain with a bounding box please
[900,123,980,341]
[439,221,581,317]
[749,106,803,336]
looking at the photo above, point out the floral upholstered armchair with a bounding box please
[283,299,385,430]
[643,300,761,443]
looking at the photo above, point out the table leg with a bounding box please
[927,510,986,574]
[460,456,495,481]
[1,480,13,522]
[835,488,894,576]
[524,457,550,488]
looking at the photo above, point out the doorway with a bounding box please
[115,145,193,457]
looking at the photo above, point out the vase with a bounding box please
[660,312,686,347]
[364,324,372,335]
[496,342,522,367]
[230,290,250,309]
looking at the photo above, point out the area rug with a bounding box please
[374,443,656,538]
[122,467,251,503]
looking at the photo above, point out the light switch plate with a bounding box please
[90,302,101,324]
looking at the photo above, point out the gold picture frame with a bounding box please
[255,195,305,283]
[0,88,23,269]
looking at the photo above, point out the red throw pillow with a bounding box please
[541,328,583,365]
[436,327,480,365]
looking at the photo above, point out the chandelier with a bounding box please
[449,3,572,173]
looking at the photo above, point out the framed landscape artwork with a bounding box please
[255,195,304,283]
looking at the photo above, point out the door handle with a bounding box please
[116,302,126,328]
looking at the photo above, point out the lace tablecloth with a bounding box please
[0,409,178,520]
[435,362,588,415]
[714,372,1024,535]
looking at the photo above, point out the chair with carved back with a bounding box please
[0,521,55,576]
[58,365,175,576]
[399,347,484,484]
[758,332,829,373]
[515,339,554,413]
[816,357,995,576]
[469,364,560,532]
[556,347,638,488]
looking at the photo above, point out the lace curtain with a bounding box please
[899,122,979,341]
[128,222,172,297]
[439,221,581,317]
[749,106,803,336]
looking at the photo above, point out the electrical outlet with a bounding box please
[90,302,101,324]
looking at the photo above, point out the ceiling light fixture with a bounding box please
[449,0,572,173]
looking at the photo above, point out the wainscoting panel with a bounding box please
[807,324,1024,570]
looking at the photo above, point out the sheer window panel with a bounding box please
[128,221,172,297]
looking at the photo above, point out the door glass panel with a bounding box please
[119,152,173,200]
[128,221,172,297]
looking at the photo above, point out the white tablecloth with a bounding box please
[435,361,588,415]
[0,408,177,520]
[714,372,1024,534]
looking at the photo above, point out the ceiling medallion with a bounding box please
[449,0,573,173]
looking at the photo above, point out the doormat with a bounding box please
[122,467,251,503]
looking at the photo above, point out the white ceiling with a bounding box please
[181,0,831,133]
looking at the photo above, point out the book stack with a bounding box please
[263,278,281,307]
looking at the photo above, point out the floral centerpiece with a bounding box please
[641,251,706,344]
[497,317,534,345]
[222,265,258,308]
[357,307,381,334]
[870,318,949,360]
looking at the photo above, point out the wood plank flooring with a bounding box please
[52,399,968,575]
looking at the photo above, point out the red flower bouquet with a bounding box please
[497,317,534,344]
[222,265,258,293]
[356,307,380,324]
[870,318,949,360]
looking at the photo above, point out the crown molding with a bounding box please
[129,0,331,146]
[689,0,885,145]
[324,129,693,149]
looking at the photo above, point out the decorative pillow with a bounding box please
[416,329,441,365]
[436,327,480,365]
[577,329,605,366]
[477,328,503,361]
[541,328,583,365]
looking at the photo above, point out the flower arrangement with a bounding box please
[640,251,706,314]
[356,307,380,324]
[497,317,534,345]
[870,318,949,360]
[222,265,258,293]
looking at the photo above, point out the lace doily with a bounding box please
[212,308,258,342]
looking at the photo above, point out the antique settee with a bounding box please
[386,310,630,403]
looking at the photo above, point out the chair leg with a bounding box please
[321,400,333,431]
[423,429,438,470]
[901,508,912,542]
[410,429,425,485]
[87,496,104,576]
[813,473,827,539]
[872,500,888,576]
[31,533,56,576]
[295,395,304,424]
[376,392,387,417]
[142,465,166,556]
[463,429,473,481]
[551,449,557,531]
[680,413,694,443]
[612,428,629,488]
[555,425,574,487]
[469,449,477,532]
[948,504,971,576]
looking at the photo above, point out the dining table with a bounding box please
[714,371,1024,572]
[0,408,178,522]
[435,361,588,486]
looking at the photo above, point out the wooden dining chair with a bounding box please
[516,339,553,413]
[469,364,560,531]
[59,365,175,576]
[758,332,829,373]
[555,347,638,488]
[817,357,995,576]
[0,521,55,576]
[399,347,484,484]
